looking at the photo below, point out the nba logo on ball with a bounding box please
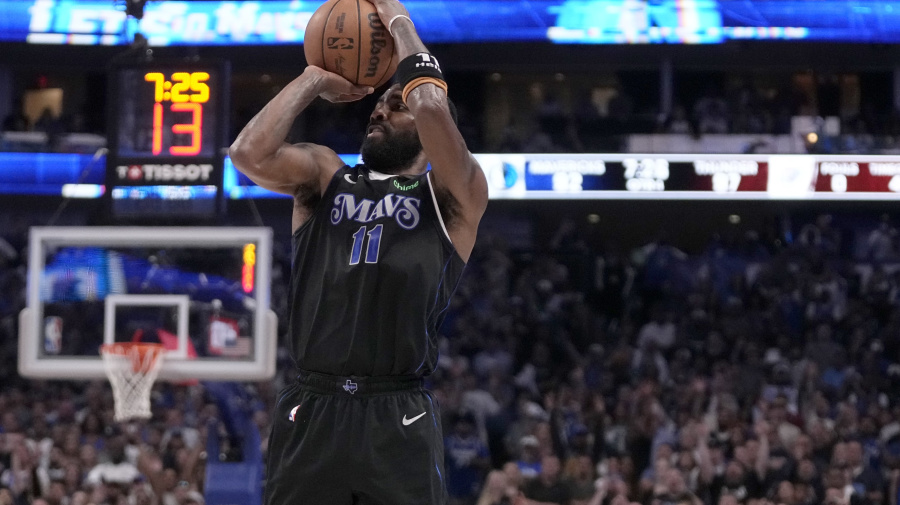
[327,37,354,49]
[44,316,63,355]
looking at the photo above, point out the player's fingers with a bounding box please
[320,72,373,97]
[331,92,371,103]
[367,0,409,22]
[339,86,374,100]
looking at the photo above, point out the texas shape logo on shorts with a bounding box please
[288,405,300,422]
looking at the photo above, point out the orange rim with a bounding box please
[101,343,165,374]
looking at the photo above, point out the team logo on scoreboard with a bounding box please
[327,37,355,49]
[115,164,215,182]
[486,162,518,190]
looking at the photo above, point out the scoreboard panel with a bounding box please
[474,154,900,200]
[106,60,230,219]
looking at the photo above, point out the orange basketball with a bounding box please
[303,0,398,88]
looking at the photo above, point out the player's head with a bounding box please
[360,83,458,174]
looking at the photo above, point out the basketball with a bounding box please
[304,0,399,88]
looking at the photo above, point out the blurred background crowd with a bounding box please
[5,67,900,157]
[1,206,899,505]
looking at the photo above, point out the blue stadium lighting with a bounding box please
[3,1,900,46]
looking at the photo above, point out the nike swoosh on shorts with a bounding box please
[402,412,427,426]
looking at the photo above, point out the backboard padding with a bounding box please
[18,226,276,381]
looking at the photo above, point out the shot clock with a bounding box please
[107,61,230,220]
[142,71,211,156]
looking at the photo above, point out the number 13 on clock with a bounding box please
[144,71,210,156]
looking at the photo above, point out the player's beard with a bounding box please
[360,128,423,175]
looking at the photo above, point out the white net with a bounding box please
[101,343,166,421]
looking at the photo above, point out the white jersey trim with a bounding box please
[426,172,452,244]
[367,169,393,181]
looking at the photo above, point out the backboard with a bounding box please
[19,226,276,381]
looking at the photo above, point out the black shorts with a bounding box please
[264,371,447,505]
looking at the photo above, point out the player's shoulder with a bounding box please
[288,142,345,181]
[332,163,365,184]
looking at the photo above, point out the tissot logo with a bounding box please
[115,164,214,182]
[327,37,354,49]
[126,165,143,180]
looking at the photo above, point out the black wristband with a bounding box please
[396,52,444,87]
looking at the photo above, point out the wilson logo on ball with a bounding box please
[327,37,354,49]
[365,13,387,78]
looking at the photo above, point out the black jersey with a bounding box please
[288,164,466,377]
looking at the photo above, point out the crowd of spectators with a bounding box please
[6,72,900,155]
[482,77,900,155]
[432,211,900,505]
[1,208,900,505]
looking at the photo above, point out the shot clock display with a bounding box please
[112,65,226,160]
[107,61,229,219]
[142,71,210,156]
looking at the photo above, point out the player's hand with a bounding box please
[304,65,374,103]
[367,0,412,34]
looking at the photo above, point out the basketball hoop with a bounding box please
[100,343,166,421]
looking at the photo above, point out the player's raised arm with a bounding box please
[228,66,374,197]
[371,0,489,260]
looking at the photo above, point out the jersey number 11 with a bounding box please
[349,224,383,265]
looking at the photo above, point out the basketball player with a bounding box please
[229,0,488,503]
